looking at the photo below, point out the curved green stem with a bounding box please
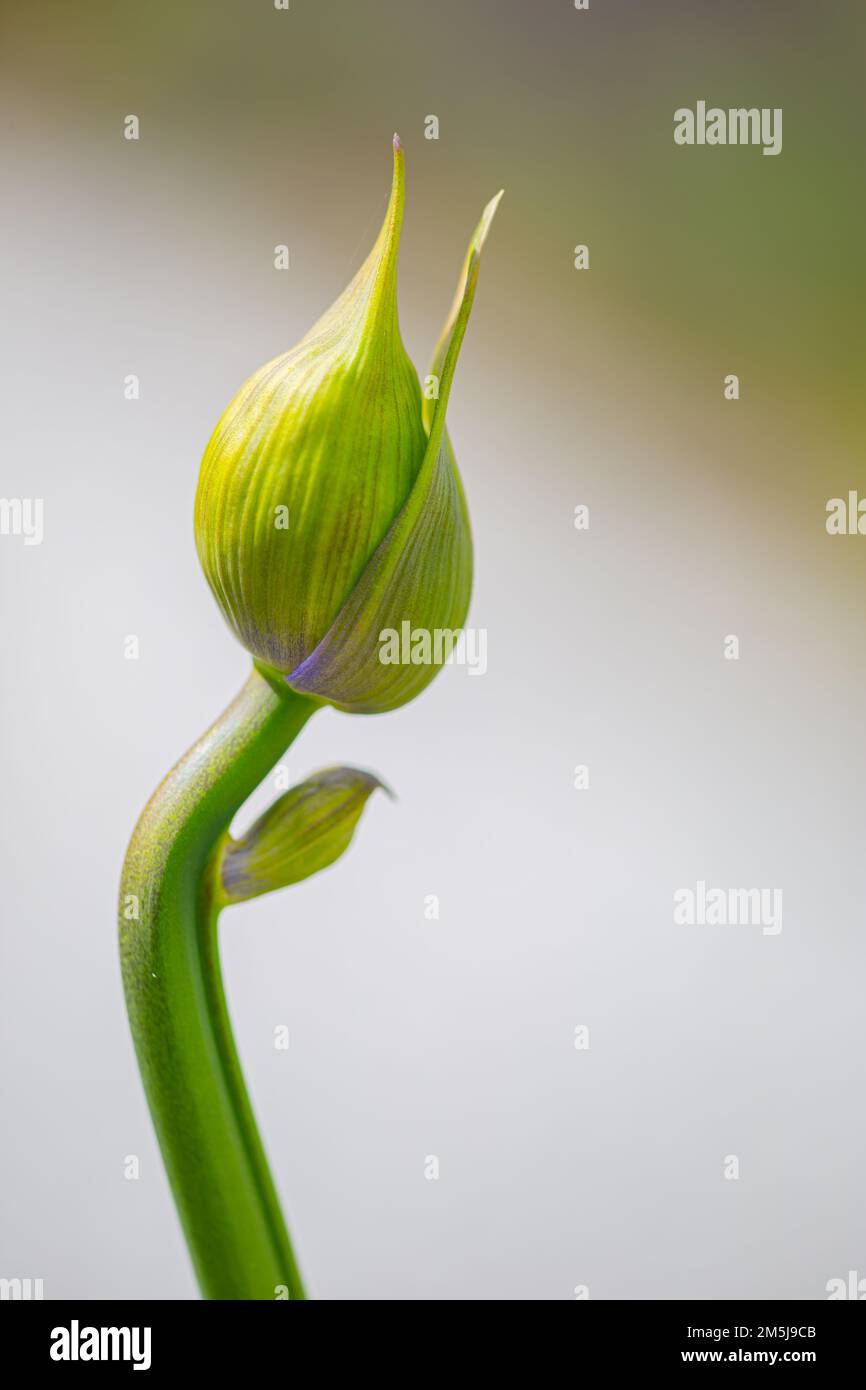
[119,664,318,1299]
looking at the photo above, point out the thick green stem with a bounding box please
[119,664,317,1299]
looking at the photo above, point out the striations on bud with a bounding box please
[195,139,501,713]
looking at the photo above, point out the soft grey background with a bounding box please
[2,0,865,1299]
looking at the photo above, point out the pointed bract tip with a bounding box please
[351,767,395,801]
[468,189,504,266]
[482,189,505,226]
[317,764,394,800]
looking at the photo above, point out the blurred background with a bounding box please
[1,0,865,1299]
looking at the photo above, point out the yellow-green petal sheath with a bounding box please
[195,138,426,674]
[217,766,388,905]
[422,190,503,435]
[286,191,503,713]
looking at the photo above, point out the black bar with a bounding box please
[5,1298,863,1372]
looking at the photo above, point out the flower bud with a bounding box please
[195,138,501,713]
[218,766,388,905]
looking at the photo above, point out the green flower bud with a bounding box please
[195,137,501,713]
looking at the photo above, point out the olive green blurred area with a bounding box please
[5,0,866,617]
[5,0,866,435]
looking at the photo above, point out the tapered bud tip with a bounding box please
[392,132,402,152]
[479,189,504,242]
